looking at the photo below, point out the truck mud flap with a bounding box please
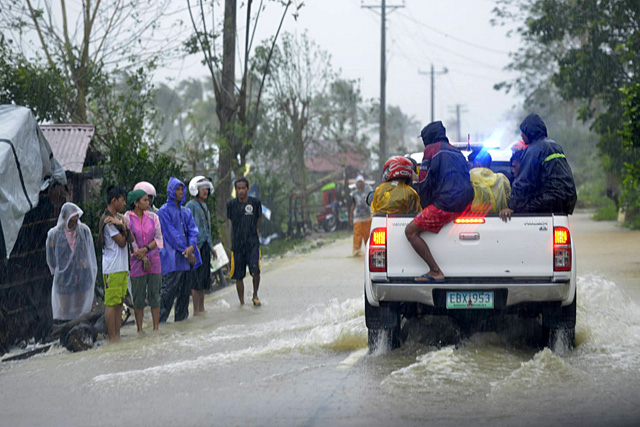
[365,298,399,330]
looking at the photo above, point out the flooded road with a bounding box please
[1,213,639,426]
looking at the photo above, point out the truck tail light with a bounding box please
[553,226,571,271]
[369,227,387,272]
[454,217,485,224]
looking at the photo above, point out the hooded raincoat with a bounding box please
[470,168,511,213]
[157,177,202,275]
[46,203,97,320]
[418,121,474,212]
[509,114,577,214]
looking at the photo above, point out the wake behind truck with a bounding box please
[364,148,577,351]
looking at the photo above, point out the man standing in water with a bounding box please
[186,176,216,316]
[227,177,262,306]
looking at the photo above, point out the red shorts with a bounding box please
[413,204,462,233]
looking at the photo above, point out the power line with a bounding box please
[396,9,511,55]
[393,13,505,71]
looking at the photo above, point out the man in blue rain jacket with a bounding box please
[499,114,577,221]
[158,177,202,322]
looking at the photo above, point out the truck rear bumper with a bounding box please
[371,280,572,307]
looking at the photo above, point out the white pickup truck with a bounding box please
[364,148,577,351]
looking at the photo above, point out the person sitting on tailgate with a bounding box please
[371,156,421,215]
[405,121,474,283]
[500,114,577,221]
[468,149,511,214]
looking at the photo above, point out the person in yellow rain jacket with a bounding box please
[468,150,511,214]
[371,156,421,215]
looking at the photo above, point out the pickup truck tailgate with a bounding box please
[386,216,554,278]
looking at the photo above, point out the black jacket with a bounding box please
[509,114,577,214]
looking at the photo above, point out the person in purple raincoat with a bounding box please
[157,177,202,322]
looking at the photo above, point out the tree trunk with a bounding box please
[293,120,310,227]
[216,0,238,249]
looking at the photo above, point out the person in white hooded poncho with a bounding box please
[46,203,97,321]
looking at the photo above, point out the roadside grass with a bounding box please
[593,203,618,221]
[577,181,618,222]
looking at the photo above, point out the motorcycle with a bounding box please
[316,182,349,232]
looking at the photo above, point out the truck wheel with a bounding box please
[543,292,577,351]
[368,327,400,352]
[365,295,401,351]
[545,326,575,352]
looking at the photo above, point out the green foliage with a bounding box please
[0,36,71,122]
[620,83,640,169]
[366,102,422,156]
[493,0,640,222]
[153,79,220,173]
[551,125,601,201]
[91,67,183,201]
[618,80,640,228]
[593,202,619,222]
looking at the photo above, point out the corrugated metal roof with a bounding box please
[40,124,95,173]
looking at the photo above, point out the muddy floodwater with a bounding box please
[1,213,639,426]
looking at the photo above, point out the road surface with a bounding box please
[1,213,639,426]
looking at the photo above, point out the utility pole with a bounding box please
[419,64,448,122]
[448,104,468,141]
[362,0,405,173]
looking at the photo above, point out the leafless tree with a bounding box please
[259,31,335,225]
[0,0,184,123]
[186,0,301,237]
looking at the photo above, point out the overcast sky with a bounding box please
[158,0,525,147]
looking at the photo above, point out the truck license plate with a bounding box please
[446,291,494,309]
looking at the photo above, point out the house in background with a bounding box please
[40,124,100,204]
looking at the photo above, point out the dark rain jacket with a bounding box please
[157,177,202,275]
[508,114,577,214]
[418,122,474,212]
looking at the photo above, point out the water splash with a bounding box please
[90,298,367,388]
[381,274,640,402]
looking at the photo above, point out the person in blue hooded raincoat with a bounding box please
[500,114,577,221]
[157,177,202,322]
